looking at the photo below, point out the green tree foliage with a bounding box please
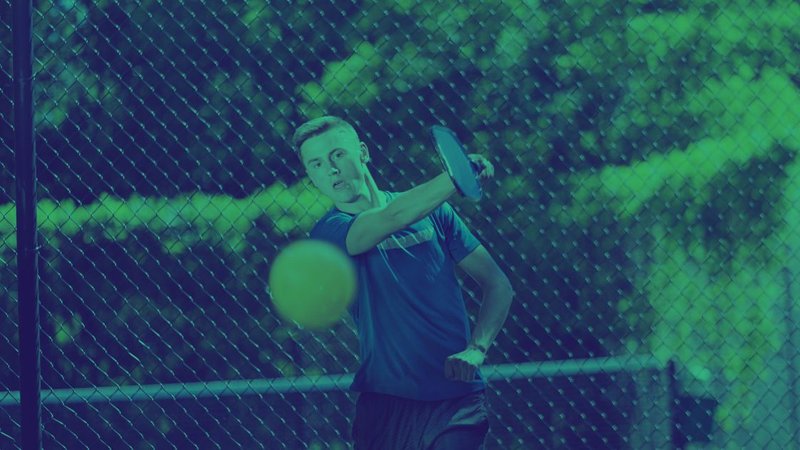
[0,186,354,447]
[2,0,799,447]
[566,1,800,446]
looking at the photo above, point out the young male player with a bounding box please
[292,116,514,449]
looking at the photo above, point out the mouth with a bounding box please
[332,181,346,190]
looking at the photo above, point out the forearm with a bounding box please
[469,281,514,352]
[385,172,456,227]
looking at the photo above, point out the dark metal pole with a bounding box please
[668,360,679,449]
[13,0,42,449]
[783,266,799,450]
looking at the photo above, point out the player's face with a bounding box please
[301,128,369,204]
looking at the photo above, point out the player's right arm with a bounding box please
[345,172,456,255]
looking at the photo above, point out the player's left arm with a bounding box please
[445,245,515,382]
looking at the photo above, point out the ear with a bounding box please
[359,142,370,164]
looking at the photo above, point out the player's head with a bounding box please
[292,116,372,205]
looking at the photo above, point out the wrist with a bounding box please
[468,342,488,354]
[436,172,458,196]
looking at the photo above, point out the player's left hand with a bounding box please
[444,347,486,382]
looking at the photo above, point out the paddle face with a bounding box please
[431,125,482,201]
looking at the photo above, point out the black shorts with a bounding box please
[352,390,490,450]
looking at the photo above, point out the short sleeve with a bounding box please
[433,202,480,263]
[310,211,357,254]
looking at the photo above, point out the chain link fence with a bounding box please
[2,0,800,448]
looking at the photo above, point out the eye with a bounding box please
[333,150,345,159]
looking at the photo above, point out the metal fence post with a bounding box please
[12,0,41,448]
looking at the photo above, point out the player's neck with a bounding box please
[335,171,384,214]
[335,191,382,214]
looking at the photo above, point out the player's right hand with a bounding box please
[467,154,494,180]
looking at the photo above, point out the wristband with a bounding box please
[468,343,488,354]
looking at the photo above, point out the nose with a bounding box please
[329,164,340,175]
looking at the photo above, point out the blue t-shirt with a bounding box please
[310,192,485,401]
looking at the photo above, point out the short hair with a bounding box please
[291,116,358,155]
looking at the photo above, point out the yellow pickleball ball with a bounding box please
[268,239,357,330]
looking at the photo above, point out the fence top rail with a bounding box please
[0,354,665,406]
